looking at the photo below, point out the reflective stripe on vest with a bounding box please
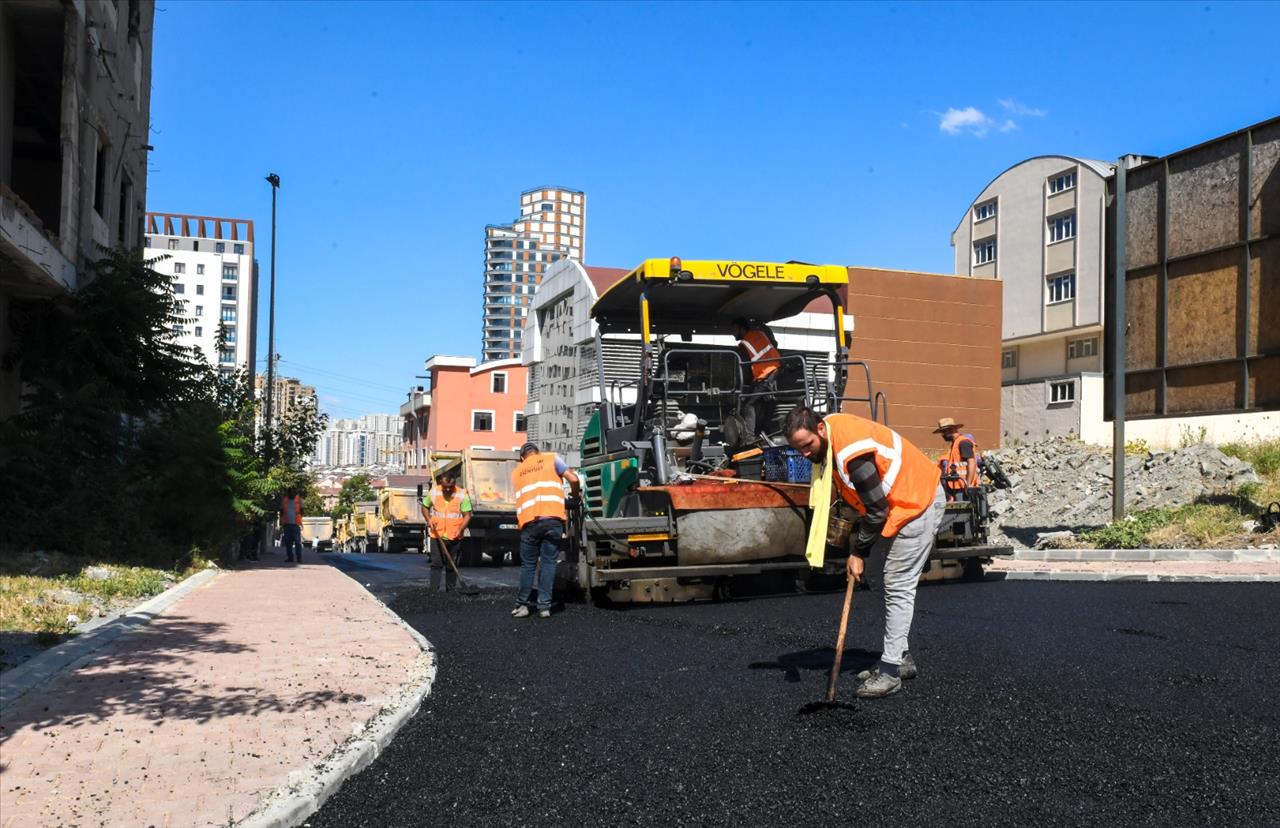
[512,454,566,528]
[428,486,468,539]
[740,329,781,382]
[824,414,941,538]
[942,436,980,490]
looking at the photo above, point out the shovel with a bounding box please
[825,574,857,702]
[436,536,479,595]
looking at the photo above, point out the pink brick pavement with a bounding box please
[0,559,426,827]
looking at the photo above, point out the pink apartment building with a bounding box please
[401,356,529,474]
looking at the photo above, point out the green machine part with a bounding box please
[579,409,638,519]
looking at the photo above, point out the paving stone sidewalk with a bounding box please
[0,554,429,827]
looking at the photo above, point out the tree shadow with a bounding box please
[0,611,365,740]
[747,646,880,683]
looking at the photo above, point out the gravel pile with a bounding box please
[310,581,1280,826]
[985,440,1259,548]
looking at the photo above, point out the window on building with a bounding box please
[196,264,205,275]
[144,237,152,248]
[193,241,200,252]
[215,242,225,253]
[219,349,235,365]
[193,326,202,337]
[472,410,495,431]
[174,283,185,294]
[225,329,236,343]
[221,307,237,322]
[196,284,204,295]
[173,262,186,274]
[1047,273,1075,303]
[234,243,245,254]
[974,201,996,221]
[1050,380,1075,404]
[541,203,552,212]
[1048,172,1076,193]
[1068,336,1098,359]
[223,286,237,299]
[974,239,996,265]
[1002,349,1017,369]
[93,141,108,217]
[117,174,132,245]
[223,264,238,278]
[514,412,527,432]
[195,305,203,315]
[168,238,179,250]
[1048,212,1076,243]
[491,372,507,393]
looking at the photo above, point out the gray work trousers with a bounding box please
[870,484,945,666]
[429,537,457,591]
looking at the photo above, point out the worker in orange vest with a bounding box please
[279,488,304,564]
[511,441,580,619]
[935,417,980,499]
[420,472,472,592]
[785,405,945,699]
[732,316,782,442]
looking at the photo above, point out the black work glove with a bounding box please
[565,495,583,513]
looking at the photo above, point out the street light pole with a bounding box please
[264,173,281,463]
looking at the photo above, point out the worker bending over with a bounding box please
[511,442,580,619]
[421,472,472,592]
[935,417,979,500]
[731,316,781,442]
[785,406,945,699]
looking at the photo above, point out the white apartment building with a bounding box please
[144,213,257,375]
[483,187,585,362]
[313,413,400,469]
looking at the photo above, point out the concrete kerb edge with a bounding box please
[998,571,1280,583]
[236,577,437,828]
[1013,548,1279,563]
[0,567,223,712]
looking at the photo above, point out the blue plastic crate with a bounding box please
[762,448,811,483]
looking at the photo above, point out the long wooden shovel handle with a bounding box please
[826,575,857,702]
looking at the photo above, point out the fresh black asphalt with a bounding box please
[311,576,1280,826]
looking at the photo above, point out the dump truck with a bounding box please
[428,449,521,566]
[378,487,428,553]
[335,514,352,552]
[349,501,380,553]
[563,257,1011,603]
[300,516,334,552]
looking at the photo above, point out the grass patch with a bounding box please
[1221,436,1280,479]
[0,553,203,636]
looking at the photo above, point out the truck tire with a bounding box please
[458,539,484,567]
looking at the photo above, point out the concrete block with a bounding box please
[1112,550,1156,562]
[1044,570,1108,581]
[1185,549,1235,562]
[1076,549,1116,561]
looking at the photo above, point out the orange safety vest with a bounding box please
[427,486,469,539]
[512,454,567,529]
[825,414,941,538]
[280,495,302,526]
[739,328,781,383]
[941,435,980,491]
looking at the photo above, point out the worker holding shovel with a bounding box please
[421,472,472,592]
[785,406,945,699]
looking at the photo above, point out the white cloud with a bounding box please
[999,119,1019,133]
[998,98,1046,118]
[939,106,994,137]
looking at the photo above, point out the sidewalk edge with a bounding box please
[236,580,437,828]
[0,567,222,711]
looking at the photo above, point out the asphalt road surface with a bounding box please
[312,575,1279,826]
[321,550,519,601]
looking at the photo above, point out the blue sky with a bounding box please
[145,1,1280,421]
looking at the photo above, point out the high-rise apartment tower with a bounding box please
[482,187,585,361]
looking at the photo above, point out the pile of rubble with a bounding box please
[983,440,1259,548]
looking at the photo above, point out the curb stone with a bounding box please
[1013,548,1279,563]
[998,571,1280,583]
[0,567,222,711]
[235,578,437,828]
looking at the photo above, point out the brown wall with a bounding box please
[844,267,1003,451]
[1111,116,1280,418]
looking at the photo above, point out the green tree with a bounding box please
[332,474,376,519]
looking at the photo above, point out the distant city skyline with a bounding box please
[141,1,1280,421]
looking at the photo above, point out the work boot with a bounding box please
[511,605,530,618]
[855,670,903,699]
[857,652,917,681]
[538,608,552,619]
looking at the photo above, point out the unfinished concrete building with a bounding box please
[0,0,155,416]
[1107,116,1280,445]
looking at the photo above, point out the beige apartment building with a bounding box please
[482,187,585,362]
[953,155,1121,444]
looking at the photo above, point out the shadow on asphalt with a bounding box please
[747,646,881,682]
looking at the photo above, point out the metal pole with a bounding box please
[1112,161,1127,520]
[264,173,280,463]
